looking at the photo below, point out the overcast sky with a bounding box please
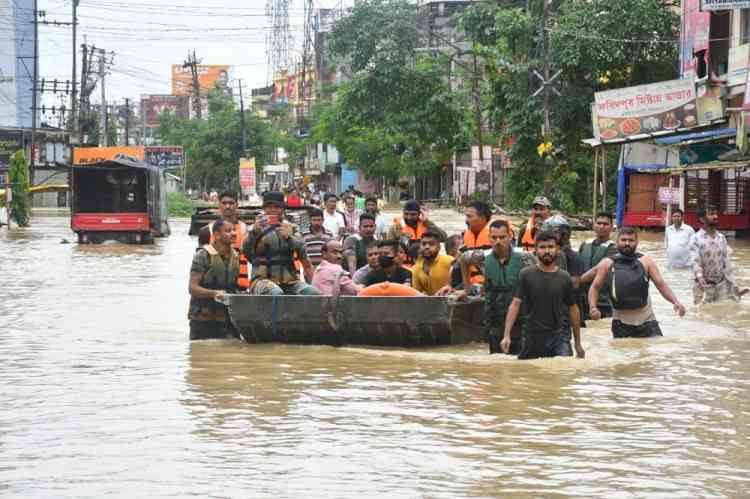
[38,0,347,114]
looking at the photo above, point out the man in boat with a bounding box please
[302,207,333,267]
[588,227,686,338]
[362,240,413,286]
[341,192,361,235]
[579,212,616,319]
[312,240,363,296]
[323,193,346,239]
[343,213,378,274]
[204,191,250,291]
[502,230,585,359]
[458,220,528,354]
[412,230,454,296]
[517,196,552,252]
[241,191,319,296]
[365,196,387,238]
[690,206,749,304]
[353,240,381,285]
[386,200,447,264]
[188,219,240,340]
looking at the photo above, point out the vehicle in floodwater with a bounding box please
[223,294,486,347]
[71,147,170,244]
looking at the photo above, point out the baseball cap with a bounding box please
[532,196,551,208]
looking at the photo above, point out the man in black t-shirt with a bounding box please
[363,240,413,286]
[502,231,585,360]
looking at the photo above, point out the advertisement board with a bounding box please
[145,146,183,168]
[141,95,187,126]
[682,0,710,78]
[700,0,750,10]
[239,157,256,193]
[728,44,750,87]
[171,64,232,97]
[73,146,145,165]
[593,78,698,141]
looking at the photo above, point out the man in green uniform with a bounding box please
[188,219,240,340]
[458,220,527,354]
[579,212,616,319]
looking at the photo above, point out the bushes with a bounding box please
[168,191,195,218]
[9,150,30,227]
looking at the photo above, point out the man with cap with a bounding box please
[241,192,320,296]
[386,199,447,265]
[518,196,552,252]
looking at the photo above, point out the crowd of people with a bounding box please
[188,190,748,360]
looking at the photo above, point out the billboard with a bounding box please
[593,78,698,141]
[0,0,35,128]
[73,147,145,165]
[171,64,232,97]
[239,157,256,194]
[145,146,183,168]
[681,0,710,78]
[700,0,750,10]
[141,95,188,126]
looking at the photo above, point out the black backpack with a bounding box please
[609,253,649,310]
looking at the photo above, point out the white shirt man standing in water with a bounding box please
[664,208,694,269]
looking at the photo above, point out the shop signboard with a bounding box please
[700,0,750,10]
[593,78,698,141]
[239,157,256,193]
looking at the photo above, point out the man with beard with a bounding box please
[518,196,553,252]
[412,231,454,295]
[387,200,447,264]
[205,191,250,291]
[588,227,686,338]
[579,212,616,319]
[343,213,378,274]
[690,206,749,304]
[501,231,585,359]
[302,208,333,267]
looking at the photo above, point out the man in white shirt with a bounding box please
[322,193,346,238]
[664,208,694,269]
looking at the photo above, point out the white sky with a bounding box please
[38,0,347,112]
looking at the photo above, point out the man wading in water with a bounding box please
[588,227,686,338]
[501,231,585,359]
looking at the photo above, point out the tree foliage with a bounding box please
[8,150,30,226]
[312,0,467,180]
[460,0,679,211]
[157,88,280,192]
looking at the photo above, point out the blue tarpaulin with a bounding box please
[654,128,736,146]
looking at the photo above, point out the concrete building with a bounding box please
[0,0,36,129]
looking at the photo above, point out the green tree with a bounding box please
[312,0,467,180]
[157,87,279,192]
[8,150,30,226]
[460,0,678,212]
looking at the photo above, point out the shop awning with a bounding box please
[654,127,737,146]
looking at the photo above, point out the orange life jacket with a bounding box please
[462,223,492,285]
[209,221,250,289]
[521,216,536,252]
[358,282,420,297]
[394,217,428,241]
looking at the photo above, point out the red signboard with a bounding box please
[141,95,187,127]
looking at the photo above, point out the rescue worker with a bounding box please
[588,227,686,338]
[241,191,319,296]
[386,200,447,264]
[412,230,454,296]
[343,213,377,274]
[579,212,616,319]
[502,230,585,359]
[458,220,527,354]
[690,206,749,304]
[460,200,494,287]
[188,219,240,340]
[206,191,250,290]
[517,196,552,252]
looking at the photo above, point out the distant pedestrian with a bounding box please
[665,208,695,269]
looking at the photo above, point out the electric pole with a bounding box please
[71,0,79,139]
[99,49,107,146]
[31,0,39,183]
[542,0,551,142]
[238,80,246,154]
[183,50,202,119]
[124,98,130,145]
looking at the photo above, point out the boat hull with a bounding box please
[225,295,486,347]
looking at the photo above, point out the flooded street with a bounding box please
[2,212,750,498]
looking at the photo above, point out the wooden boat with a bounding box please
[224,294,487,347]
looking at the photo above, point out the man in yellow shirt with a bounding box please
[412,231,454,296]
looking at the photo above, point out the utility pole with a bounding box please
[541,0,551,143]
[98,49,107,146]
[124,98,130,145]
[183,50,202,119]
[30,0,39,184]
[71,0,79,139]
[237,80,246,154]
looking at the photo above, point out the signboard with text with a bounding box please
[73,146,145,165]
[593,78,698,141]
[728,44,750,87]
[658,187,681,205]
[239,157,256,194]
[700,0,750,10]
[145,146,183,168]
[171,64,232,97]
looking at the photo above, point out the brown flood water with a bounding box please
[1,212,749,498]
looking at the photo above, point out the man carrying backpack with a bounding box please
[588,227,686,338]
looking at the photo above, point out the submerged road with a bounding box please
[1,211,749,497]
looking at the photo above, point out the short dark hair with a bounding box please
[534,230,558,245]
[596,211,613,222]
[489,219,511,232]
[365,240,380,251]
[212,219,230,234]
[697,205,718,219]
[309,208,324,218]
[421,230,442,241]
[445,234,462,254]
[219,191,237,202]
[618,226,639,237]
[672,208,684,216]
[403,200,421,212]
[365,196,378,205]
[399,241,409,253]
[359,213,376,224]
[378,239,399,253]
[324,193,338,203]
[467,200,492,220]
[198,225,211,246]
